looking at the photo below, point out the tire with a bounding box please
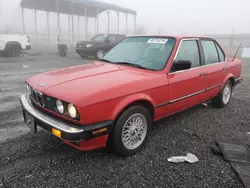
[109,105,152,157]
[5,44,21,57]
[96,49,104,60]
[212,80,232,108]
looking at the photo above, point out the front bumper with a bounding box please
[75,48,96,56]
[20,94,113,142]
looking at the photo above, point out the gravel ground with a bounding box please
[0,55,249,188]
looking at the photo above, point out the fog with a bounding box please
[0,0,249,36]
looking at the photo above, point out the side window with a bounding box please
[201,40,219,64]
[174,40,200,69]
[107,35,117,44]
[215,43,225,62]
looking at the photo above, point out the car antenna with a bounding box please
[232,43,242,61]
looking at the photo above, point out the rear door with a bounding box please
[167,39,206,115]
[199,39,227,100]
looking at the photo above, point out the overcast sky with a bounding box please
[0,0,249,36]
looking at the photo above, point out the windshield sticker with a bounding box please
[147,38,168,44]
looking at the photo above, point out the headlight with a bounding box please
[56,100,64,114]
[86,44,92,48]
[68,104,77,118]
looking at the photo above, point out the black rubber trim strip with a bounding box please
[169,89,205,104]
[205,84,222,91]
[35,118,113,141]
[155,89,204,108]
[21,94,113,141]
[155,101,169,108]
[155,84,222,108]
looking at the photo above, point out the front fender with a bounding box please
[111,93,155,120]
[78,93,156,124]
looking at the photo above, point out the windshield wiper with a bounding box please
[100,59,114,64]
[114,62,151,70]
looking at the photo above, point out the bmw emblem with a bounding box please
[40,83,45,87]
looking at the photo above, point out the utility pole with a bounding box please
[229,28,235,56]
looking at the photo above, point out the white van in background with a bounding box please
[0,35,31,57]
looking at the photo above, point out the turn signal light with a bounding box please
[92,128,107,135]
[51,128,62,138]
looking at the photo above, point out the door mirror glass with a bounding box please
[172,60,192,72]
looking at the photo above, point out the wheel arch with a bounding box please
[223,73,235,86]
[107,96,155,156]
[4,41,22,50]
[95,48,105,59]
[228,77,235,86]
[112,95,155,124]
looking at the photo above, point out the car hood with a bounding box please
[27,62,161,106]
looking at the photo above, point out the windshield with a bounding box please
[102,37,176,71]
[91,34,108,42]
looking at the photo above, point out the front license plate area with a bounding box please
[24,111,37,133]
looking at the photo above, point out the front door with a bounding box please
[167,39,206,115]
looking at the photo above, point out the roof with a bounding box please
[126,34,215,40]
[20,0,137,18]
[96,33,126,36]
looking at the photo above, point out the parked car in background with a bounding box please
[0,35,31,57]
[21,35,242,156]
[76,34,126,59]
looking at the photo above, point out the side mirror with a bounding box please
[171,60,192,72]
[106,39,111,44]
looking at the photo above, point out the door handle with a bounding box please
[200,72,206,77]
[223,67,227,70]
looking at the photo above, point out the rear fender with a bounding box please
[223,73,235,87]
